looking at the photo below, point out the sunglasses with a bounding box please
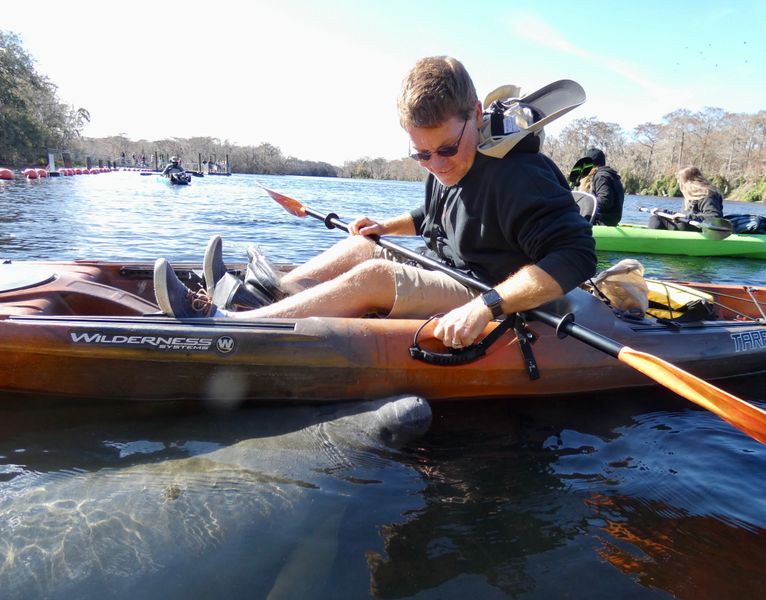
[409,119,468,162]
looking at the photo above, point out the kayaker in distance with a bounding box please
[153,55,597,349]
[570,147,624,226]
[161,155,191,185]
[162,156,184,177]
[647,166,724,230]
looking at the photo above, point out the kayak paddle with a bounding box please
[261,185,766,445]
[639,207,733,240]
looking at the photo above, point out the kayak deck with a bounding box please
[0,260,765,403]
[593,225,766,259]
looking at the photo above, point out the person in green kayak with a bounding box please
[648,166,724,230]
[570,147,624,226]
[152,56,597,349]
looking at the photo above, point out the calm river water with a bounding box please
[1,171,766,599]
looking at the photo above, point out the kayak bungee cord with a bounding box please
[260,184,766,445]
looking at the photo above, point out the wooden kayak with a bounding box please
[593,224,766,259]
[1,260,765,403]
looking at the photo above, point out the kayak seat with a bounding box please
[572,191,597,223]
[53,276,160,316]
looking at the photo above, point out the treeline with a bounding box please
[76,135,424,181]
[544,110,766,202]
[78,135,337,177]
[0,31,90,165]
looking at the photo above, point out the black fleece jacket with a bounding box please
[409,151,597,293]
[591,166,624,226]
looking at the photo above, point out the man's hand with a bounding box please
[348,216,386,237]
[433,298,493,348]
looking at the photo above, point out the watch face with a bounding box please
[482,289,503,317]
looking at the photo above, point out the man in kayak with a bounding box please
[162,156,184,177]
[570,148,624,226]
[153,56,597,349]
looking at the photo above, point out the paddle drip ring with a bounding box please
[555,312,575,339]
[324,213,339,229]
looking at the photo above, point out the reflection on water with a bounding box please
[2,175,766,598]
[588,493,766,600]
[368,396,766,598]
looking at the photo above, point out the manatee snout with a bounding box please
[373,396,432,448]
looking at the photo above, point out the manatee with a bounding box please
[0,395,431,599]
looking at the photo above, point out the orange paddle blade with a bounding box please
[259,185,307,217]
[619,347,766,444]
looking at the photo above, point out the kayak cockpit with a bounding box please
[0,262,160,317]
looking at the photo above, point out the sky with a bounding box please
[2,0,765,166]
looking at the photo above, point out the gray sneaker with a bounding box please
[203,235,227,298]
[154,258,217,318]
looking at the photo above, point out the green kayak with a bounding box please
[593,224,766,260]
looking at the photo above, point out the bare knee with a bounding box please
[349,258,394,279]
[342,259,396,309]
[283,234,377,288]
[341,234,377,258]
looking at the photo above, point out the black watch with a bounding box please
[481,288,504,319]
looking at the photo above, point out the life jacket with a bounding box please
[646,280,716,322]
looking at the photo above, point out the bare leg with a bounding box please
[226,258,396,319]
[279,235,377,292]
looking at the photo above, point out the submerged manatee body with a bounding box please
[0,396,431,599]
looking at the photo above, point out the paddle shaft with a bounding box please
[639,207,704,227]
[639,207,731,231]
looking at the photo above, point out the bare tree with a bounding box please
[632,122,662,177]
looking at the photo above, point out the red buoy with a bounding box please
[23,168,38,179]
[0,168,13,180]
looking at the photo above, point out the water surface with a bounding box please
[1,172,766,599]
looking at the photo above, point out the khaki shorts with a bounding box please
[373,246,476,318]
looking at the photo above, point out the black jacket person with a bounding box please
[572,148,624,226]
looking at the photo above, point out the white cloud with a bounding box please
[505,10,679,131]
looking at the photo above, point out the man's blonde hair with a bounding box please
[398,56,478,129]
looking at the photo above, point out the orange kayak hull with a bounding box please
[1,261,765,403]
